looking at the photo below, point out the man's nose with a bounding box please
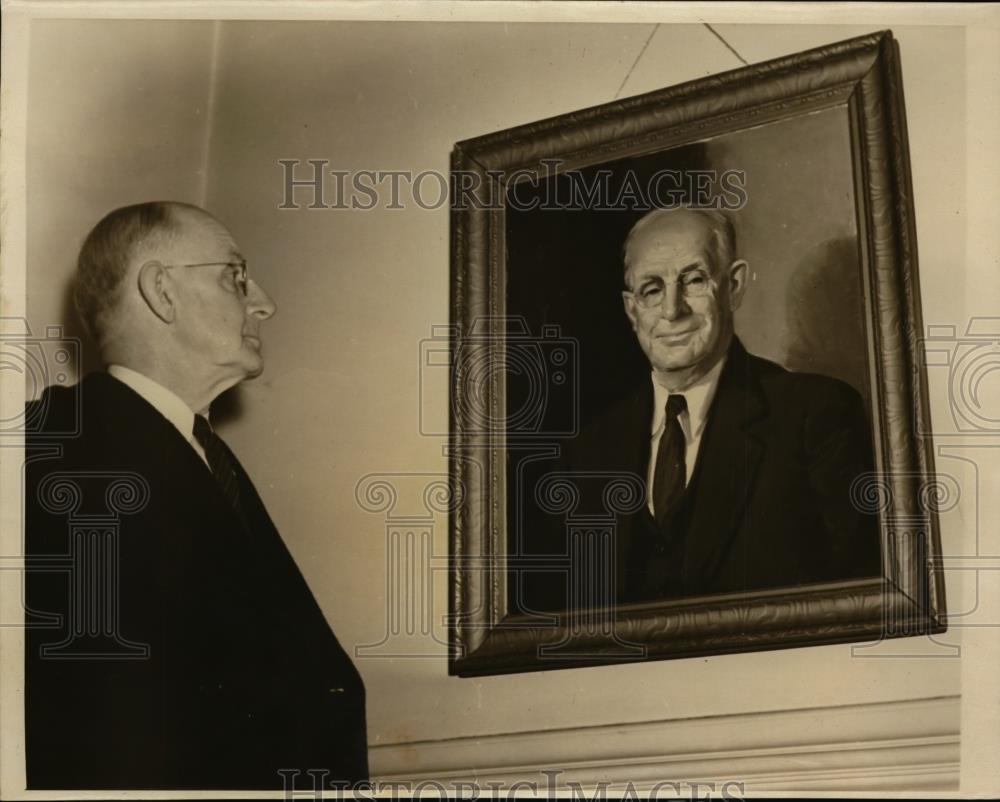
[659,283,688,321]
[246,280,277,320]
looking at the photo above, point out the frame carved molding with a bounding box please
[449,31,944,676]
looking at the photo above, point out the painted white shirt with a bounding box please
[107,364,210,467]
[646,356,726,516]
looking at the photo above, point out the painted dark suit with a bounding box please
[24,373,368,789]
[559,338,882,603]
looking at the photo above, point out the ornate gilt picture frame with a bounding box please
[449,30,945,676]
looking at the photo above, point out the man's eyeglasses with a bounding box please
[626,268,713,310]
[161,260,249,297]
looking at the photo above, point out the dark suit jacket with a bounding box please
[24,372,368,789]
[559,338,882,604]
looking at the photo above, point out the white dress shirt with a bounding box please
[646,356,726,516]
[107,364,210,467]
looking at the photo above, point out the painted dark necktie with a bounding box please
[652,393,687,527]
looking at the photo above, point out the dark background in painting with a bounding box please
[504,106,872,613]
[504,142,713,436]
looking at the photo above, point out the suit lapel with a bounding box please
[604,383,654,593]
[217,437,283,542]
[682,339,768,589]
[168,430,254,540]
[86,373,252,541]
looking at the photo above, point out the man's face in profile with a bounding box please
[622,213,744,383]
[165,210,276,385]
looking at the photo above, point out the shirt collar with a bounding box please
[107,364,200,443]
[650,354,727,439]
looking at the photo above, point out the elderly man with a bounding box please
[25,202,368,789]
[561,207,882,604]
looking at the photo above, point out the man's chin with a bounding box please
[238,342,265,379]
[238,353,265,380]
[650,346,699,373]
[648,345,725,385]
[243,361,265,380]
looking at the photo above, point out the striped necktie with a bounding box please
[192,414,244,517]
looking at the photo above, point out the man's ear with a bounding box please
[622,290,639,331]
[726,259,749,312]
[137,260,176,324]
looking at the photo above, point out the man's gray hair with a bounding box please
[73,201,197,349]
[622,207,738,279]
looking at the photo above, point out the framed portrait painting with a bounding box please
[448,30,945,676]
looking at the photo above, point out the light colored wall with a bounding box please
[26,19,219,376]
[23,16,974,782]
